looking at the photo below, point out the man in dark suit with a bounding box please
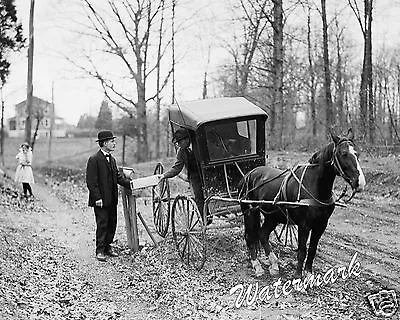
[86,130,131,261]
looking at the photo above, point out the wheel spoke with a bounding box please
[278,224,285,241]
[172,195,206,269]
[153,189,161,198]
[273,228,279,241]
[189,206,196,227]
[189,233,204,249]
[179,237,188,260]
[188,237,204,259]
[152,163,170,237]
[189,218,200,231]
[285,223,289,247]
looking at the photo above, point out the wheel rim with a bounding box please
[273,223,298,249]
[152,163,171,237]
[171,195,206,270]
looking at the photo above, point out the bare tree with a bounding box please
[320,0,334,135]
[270,0,284,149]
[306,5,317,136]
[333,15,346,128]
[348,0,374,143]
[72,0,174,162]
[223,0,269,96]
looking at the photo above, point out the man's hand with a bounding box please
[95,199,103,208]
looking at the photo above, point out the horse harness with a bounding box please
[273,138,358,207]
[273,163,336,208]
[239,138,357,219]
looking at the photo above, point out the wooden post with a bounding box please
[121,186,140,252]
[120,167,160,252]
[128,192,140,252]
[121,187,133,249]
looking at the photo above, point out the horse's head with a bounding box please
[331,129,366,192]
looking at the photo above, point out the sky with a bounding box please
[3,0,400,126]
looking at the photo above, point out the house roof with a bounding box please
[15,96,52,109]
[168,97,268,130]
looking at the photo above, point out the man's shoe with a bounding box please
[105,247,119,257]
[96,252,106,261]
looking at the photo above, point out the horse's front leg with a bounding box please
[243,206,264,277]
[304,221,328,273]
[295,226,310,278]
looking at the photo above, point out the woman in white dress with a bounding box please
[14,142,35,198]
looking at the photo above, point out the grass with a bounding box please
[2,136,152,167]
[1,137,96,170]
[1,136,177,182]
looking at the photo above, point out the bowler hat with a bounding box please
[172,129,189,143]
[20,142,30,148]
[96,130,116,142]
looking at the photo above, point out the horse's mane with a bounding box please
[308,142,335,165]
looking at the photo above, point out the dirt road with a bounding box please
[1,152,399,319]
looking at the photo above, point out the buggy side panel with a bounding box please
[202,157,265,198]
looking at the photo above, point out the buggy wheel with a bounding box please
[171,195,206,270]
[273,223,298,250]
[152,163,171,238]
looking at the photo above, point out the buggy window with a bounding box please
[206,120,256,160]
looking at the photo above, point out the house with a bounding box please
[7,96,69,138]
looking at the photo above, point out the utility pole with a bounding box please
[25,0,35,145]
[168,0,176,158]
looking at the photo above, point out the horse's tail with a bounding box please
[237,169,257,216]
[237,170,251,200]
[238,169,261,260]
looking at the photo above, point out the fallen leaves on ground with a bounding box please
[1,157,398,319]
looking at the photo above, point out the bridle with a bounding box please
[331,139,358,202]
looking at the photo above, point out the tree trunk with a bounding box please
[269,0,284,149]
[307,9,317,137]
[136,82,148,162]
[321,0,333,136]
[122,134,126,166]
[365,0,374,144]
[155,0,165,159]
[335,20,345,128]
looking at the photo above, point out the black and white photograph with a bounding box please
[0,0,399,319]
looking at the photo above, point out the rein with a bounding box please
[238,167,290,200]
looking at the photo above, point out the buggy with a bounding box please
[152,97,297,269]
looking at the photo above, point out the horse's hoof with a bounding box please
[255,269,265,277]
[259,256,271,266]
[269,265,279,277]
[251,259,265,277]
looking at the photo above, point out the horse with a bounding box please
[238,130,366,278]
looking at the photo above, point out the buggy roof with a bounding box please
[169,97,268,130]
